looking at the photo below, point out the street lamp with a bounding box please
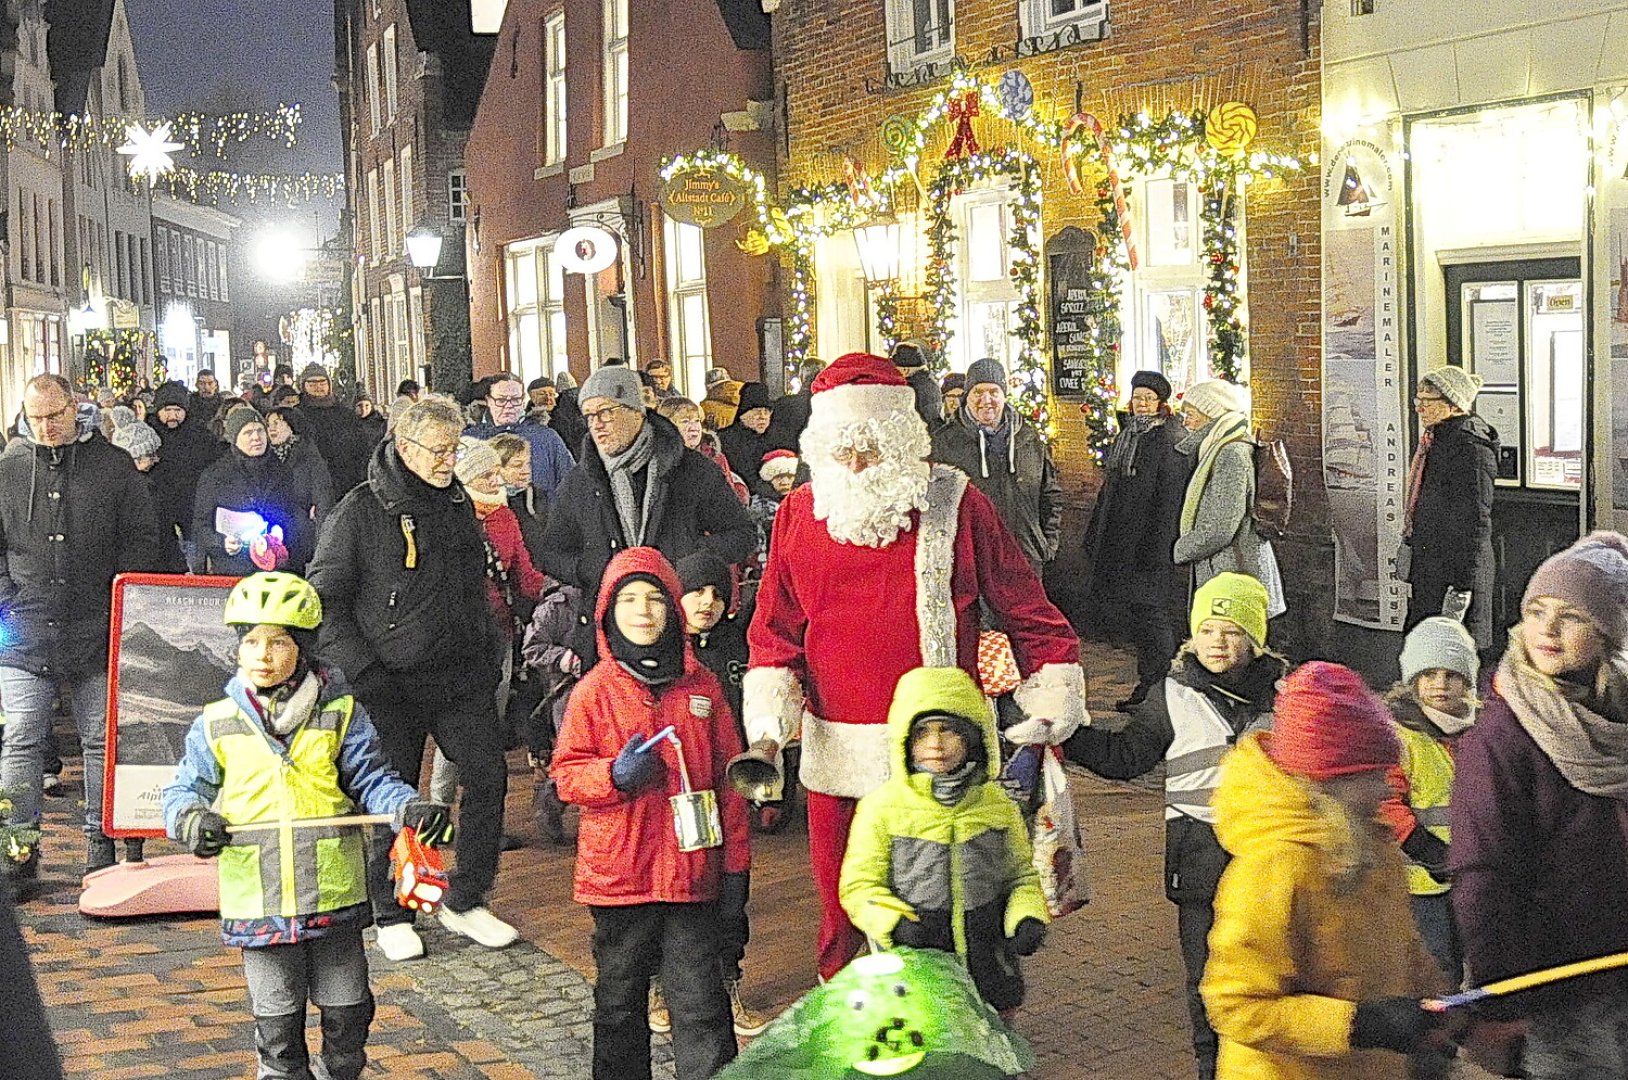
[853,212,901,285]
[255,229,309,284]
[406,224,445,275]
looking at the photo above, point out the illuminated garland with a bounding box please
[875,282,900,355]
[1078,185,1129,464]
[0,104,302,156]
[787,244,815,369]
[82,329,155,399]
[159,167,344,206]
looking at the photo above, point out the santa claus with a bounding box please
[743,351,1088,979]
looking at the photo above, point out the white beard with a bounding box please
[803,411,933,548]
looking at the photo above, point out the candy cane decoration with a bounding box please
[1062,113,1137,271]
[843,157,874,207]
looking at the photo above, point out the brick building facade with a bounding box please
[771,0,1330,650]
[463,0,777,401]
[335,0,494,399]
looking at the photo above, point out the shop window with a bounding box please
[886,0,953,72]
[382,158,397,257]
[368,168,381,261]
[544,13,567,166]
[1019,0,1106,40]
[1116,174,1239,395]
[505,238,569,384]
[602,0,629,147]
[400,145,415,242]
[448,169,468,223]
[664,218,712,394]
[947,185,1026,373]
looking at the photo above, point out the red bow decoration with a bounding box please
[945,92,980,160]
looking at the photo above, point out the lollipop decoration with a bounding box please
[880,114,914,160]
[997,70,1035,121]
[1205,101,1259,158]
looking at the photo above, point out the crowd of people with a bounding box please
[0,342,1624,1080]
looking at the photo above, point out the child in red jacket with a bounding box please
[553,547,750,1080]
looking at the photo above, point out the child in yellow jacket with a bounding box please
[839,667,1048,1012]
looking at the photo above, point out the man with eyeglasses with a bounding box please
[0,374,163,881]
[540,365,754,660]
[296,363,371,498]
[307,394,518,961]
[464,373,575,503]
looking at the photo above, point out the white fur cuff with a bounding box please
[1010,663,1090,744]
[799,714,892,799]
[742,666,805,747]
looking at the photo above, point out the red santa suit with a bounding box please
[743,352,1087,979]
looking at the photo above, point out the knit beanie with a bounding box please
[1420,366,1482,412]
[298,362,330,386]
[941,373,966,395]
[222,407,265,446]
[1399,616,1480,686]
[111,422,161,460]
[455,437,503,484]
[965,358,1007,392]
[554,370,578,391]
[1522,531,1628,646]
[108,405,137,430]
[676,551,733,598]
[153,381,190,411]
[579,364,643,409]
[1181,379,1243,420]
[1130,370,1173,402]
[1190,572,1270,648]
[1266,661,1400,780]
[890,341,927,370]
[907,711,986,770]
[704,367,731,389]
[759,448,799,483]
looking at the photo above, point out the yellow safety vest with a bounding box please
[202,694,368,920]
[1395,723,1454,897]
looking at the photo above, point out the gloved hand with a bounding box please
[1401,827,1451,884]
[1009,917,1047,956]
[178,808,232,858]
[890,916,933,950]
[611,734,665,794]
[396,801,455,847]
[1352,997,1438,1053]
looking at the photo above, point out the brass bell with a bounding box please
[726,739,782,800]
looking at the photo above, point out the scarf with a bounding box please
[270,438,294,463]
[1420,702,1476,737]
[602,572,686,686]
[600,420,658,547]
[1105,413,1162,479]
[244,670,322,736]
[969,407,1015,479]
[1403,427,1434,539]
[1179,412,1251,533]
[1497,632,1628,800]
[928,759,985,807]
[468,485,506,521]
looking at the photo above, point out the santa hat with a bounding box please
[807,352,915,431]
[1266,661,1399,780]
[760,448,799,483]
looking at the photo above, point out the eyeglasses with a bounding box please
[399,434,459,461]
[25,404,71,426]
[489,395,525,406]
[584,404,630,426]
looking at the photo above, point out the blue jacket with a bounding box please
[464,417,575,503]
[163,667,418,947]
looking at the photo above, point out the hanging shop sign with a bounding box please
[556,226,619,274]
[1046,227,1100,397]
[662,168,751,228]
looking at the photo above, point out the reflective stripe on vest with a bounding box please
[1395,723,1454,896]
[1163,679,1271,824]
[203,694,367,920]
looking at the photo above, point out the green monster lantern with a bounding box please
[716,948,1035,1079]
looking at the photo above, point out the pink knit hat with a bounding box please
[1265,662,1399,780]
[1523,531,1628,646]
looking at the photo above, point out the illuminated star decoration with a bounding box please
[117,122,184,183]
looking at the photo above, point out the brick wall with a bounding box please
[775,0,1330,650]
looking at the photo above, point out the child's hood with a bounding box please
[1213,733,1363,863]
[885,667,1001,779]
[592,546,695,667]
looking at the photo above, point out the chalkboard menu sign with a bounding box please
[1048,227,1101,397]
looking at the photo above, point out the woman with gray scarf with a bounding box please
[1450,532,1628,1078]
[1084,372,1192,709]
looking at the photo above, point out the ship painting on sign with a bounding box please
[1323,383,1376,489]
[1337,163,1383,218]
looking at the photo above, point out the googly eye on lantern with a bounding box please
[893,983,909,997]
[848,991,869,1011]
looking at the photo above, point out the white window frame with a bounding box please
[390,289,409,383]
[369,296,384,384]
[383,25,399,121]
[884,0,954,73]
[663,217,713,394]
[602,0,629,148]
[399,145,415,244]
[947,183,1027,374]
[367,167,382,261]
[448,169,468,223]
[366,43,381,134]
[544,13,568,166]
[1019,0,1107,40]
[382,158,397,258]
[503,236,569,384]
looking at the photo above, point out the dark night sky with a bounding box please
[125,0,344,233]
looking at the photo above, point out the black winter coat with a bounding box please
[306,440,500,702]
[539,412,756,595]
[508,486,549,570]
[719,421,776,498]
[930,408,1063,572]
[190,449,319,576]
[270,435,336,520]
[296,401,371,499]
[0,406,163,675]
[691,600,752,725]
[905,368,943,432]
[1065,650,1283,903]
[550,391,588,462]
[1406,412,1498,649]
[1084,414,1189,577]
[147,417,222,537]
[766,388,812,452]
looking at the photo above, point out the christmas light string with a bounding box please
[1,103,302,157]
